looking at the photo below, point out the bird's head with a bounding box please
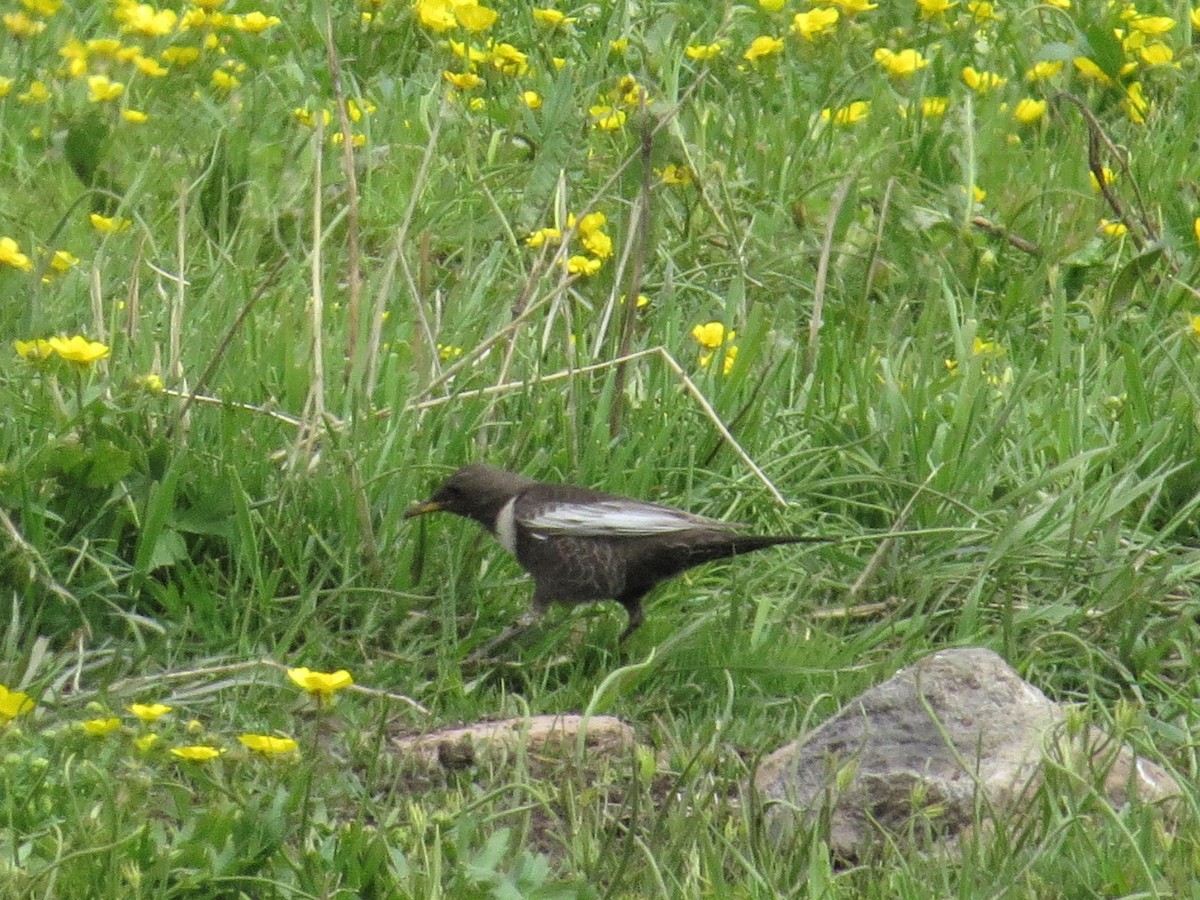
[404,463,536,527]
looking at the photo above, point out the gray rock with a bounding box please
[754,648,1180,857]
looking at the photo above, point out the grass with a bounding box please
[3,0,1200,894]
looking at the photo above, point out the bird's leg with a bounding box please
[617,595,645,642]
[466,595,549,662]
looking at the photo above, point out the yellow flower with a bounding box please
[443,70,482,90]
[122,109,149,124]
[791,8,839,39]
[49,335,111,363]
[51,250,80,271]
[287,667,353,696]
[1098,219,1127,238]
[874,48,928,78]
[1012,98,1046,124]
[1044,0,1069,7]
[211,69,239,90]
[136,373,165,392]
[610,38,628,54]
[532,8,574,26]
[1133,41,1171,66]
[581,229,612,259]
[133,54,168,76]
[415,0,455,31]
[0,236,33,272]
[82,717,122,735]
[966,1,999,21]
[4,11,47,37]
[691,321,735,349]
[87,75,125,103]
[1072,57,1112,85]
[961,66,1006,93]
[90,213,132,233]
[0,77,13,98]
[657,163,694,185]
[759,0,786,9]
[1193,7,1200,30]
[488,41,527,75]
[828,0,876,13]
[170,745,224,761]
[525,227,562,248]
[920,96,948,117]
[1194,217,1200,246]
[1122,82,1147,125]
[589,104,625,130]
[685,43,722,61]
[1089,166,1116,193]
[239,734,299,756]
[14,339,54,360]
[1128,15,1175,34]
[916,0,956,17]
[134,733,160,751]
[234,11,280,32]
[438,343,463,361]
[566,255,602,276]
[161,46,200,66]
[467,97,485,111]
[0,685,34,719]
[1025,60,1063,81]
[18,80,50,104]
[128,703,172,722]
[521,90,541,109]
[972,337,1004,358]
[116,3,178,36]
[820,100,869,125]
[743,35,784,62]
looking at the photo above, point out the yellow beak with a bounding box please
[403,500,443,519]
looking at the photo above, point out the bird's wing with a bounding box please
[519,499,729,537]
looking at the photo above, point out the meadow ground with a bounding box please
[3,0,1200,895]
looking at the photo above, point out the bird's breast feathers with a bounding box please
[517,498,728,539]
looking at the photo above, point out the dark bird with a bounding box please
[405,463,823,644]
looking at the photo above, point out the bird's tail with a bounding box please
[726,534,830,556]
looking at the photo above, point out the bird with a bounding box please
[404,462,824,645]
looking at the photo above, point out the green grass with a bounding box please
[3,0,1200,894]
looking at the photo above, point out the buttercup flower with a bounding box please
[135,733,160,751]
[566,255,601,276]
[743,35,784,62]
[15,339,54,360]
[129,703,172,722]
[287,667,353,697]
[0,685,34,719]
[685,43,722,61]
[443,70,482,90]
[239,734,299,756]
[791,8,838,39]
[961,66,1006,93]
[521,90,541,109]
[1099,219,1127,238]
[90,213,132,233]
[692,321,735,350]
[1089,166,1117,193]
[589,104,625,130]
[87,75,124,102]
[916,0,956,17]
[1012,98,1046,124]
[116,3,178,36]
[532,8,574,27]
[657,164,693,185]
[48,335,110,363]
[170,745,224,761]
[82,717,122,735]
[820,101,869,125]
[874,48,928,78]
[525,227,562,248]
[0,236,33,271]
[1026,60,1063,81]
[234,11,279,32]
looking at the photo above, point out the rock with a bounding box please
[754,648,1180,858]
[392,714,636,773]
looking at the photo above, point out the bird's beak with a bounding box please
[404,500,443,519]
